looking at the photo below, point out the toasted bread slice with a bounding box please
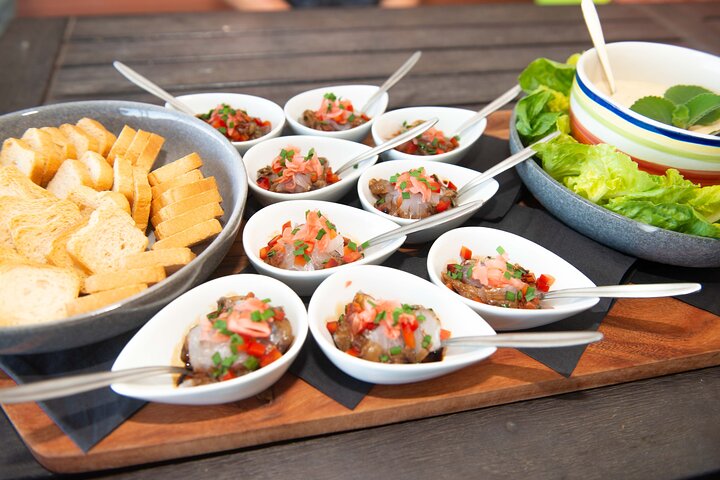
[131,167,152,231]
[0,263,81,326]
[0,165,55,200]
[78,151,113,191]
[152,218,221,250]
[68,185,131,216]
[134,132,165,174]
[66,283,148,317]
[66,204,149,273]
[155,202,224,240]
[47,219,91,277]
[119,247,195,273]
[0,138,44,185]
[40,126,77,160]
[21,128,65,186]
[60,124,99,159]
[0,246,30,265]
[151,176,218,214]
[123,130,151,165]
[106,125,136,166]
[0,195,58,249]
[150,168,203,199]
[151,188,223,227]
[148,152,203,186]
[46,159,93,199]
[82,265,165,294]
[76,118,117,157]
[112,155,134,206]
[10,199,83,263]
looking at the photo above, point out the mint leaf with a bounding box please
[630,96,675,126]
[672,104,690,129]
[685,92,720,126]
[664,85,713,105]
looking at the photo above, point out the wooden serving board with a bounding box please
[2,295,719,473]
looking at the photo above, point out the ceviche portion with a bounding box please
[197,103,272,142]
[256,147,340,193]
[259,210,365,271]
[302,92,370,132]
[442,246,555,309]
[178,293,293,386]
[393,120,460,155]
[327,292,450,363]
[369,166,458,219]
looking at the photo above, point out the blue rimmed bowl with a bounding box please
[571,42,720,186]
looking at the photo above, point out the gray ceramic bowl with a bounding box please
[509,110,720,268]
[0,101,247,354]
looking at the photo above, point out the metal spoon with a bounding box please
[0,366,187,405]
[452,84,523,138]
[113,61,197,116]
[443,330,603,349]
[359,51,422,114]
[456,130,561,199]
[334,117,438,176]
[542,282,701,300]
[581,0,617,94]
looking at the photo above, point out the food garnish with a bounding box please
[328,292,450,363]
[368,166,457,219]
[256,146,340,193]
[178,292,293,386]
[629,85,720,131]
[442,245,555,309]
[393,120,460,155]
[301,92,369,132]
[197,103,271,142]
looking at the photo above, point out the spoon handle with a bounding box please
[363,199,485,249]
[0,366,187,404]
[454,84,522,137]
[443,331,603,349]
[360,51,422,114]
[334,117,438,176]
[542,282,701,300]
[113,61,197,116]
[456,130,560,199]
[581,0,616,94]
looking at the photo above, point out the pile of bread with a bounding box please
[0,118,224,327]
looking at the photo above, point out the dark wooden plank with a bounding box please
[61,20,677,67]
[637,3,720,53]
[0,18,67,114]
[68,4,647,39]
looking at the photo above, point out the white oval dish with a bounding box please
[165,92,285,155]
[244,135,378,206]
[427,227,599,331]
[111,274,308,405]
[243,200,406,296]
[357,159,499,243]
[370,106,486,164]
[284,85,388,143]
[308,265,497,385]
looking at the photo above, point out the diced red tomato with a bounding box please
[345,347,361,357]
[440,329,452,340]
[273,308,285,321]
[324,258,340,269]
[260,347,282,367]
[402,324,416,349]
[326,321,339,334]
[247,342,266,358]
[460,246,473,261]
[267,234,282,248]
[436,199,451,213]
[536,274,556,293]
[259,247,270,260]
[257,177,270,190]
[221,371,236,381]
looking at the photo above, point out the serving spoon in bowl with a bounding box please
[541,282,701,300]
[113,61,197,116]
[581,0,617,94]
[359,50,422,115]
[452,84,523,138]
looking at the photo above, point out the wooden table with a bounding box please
[1,3,719,479]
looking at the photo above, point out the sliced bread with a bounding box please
[78,151,113,191]
[0,195,58,249]
[59,124,99,159]
[68,185,131,216]
[66,283,148,317]
[106,125,137,166]
[76,118,117,157]
[0,138,44,185]
[131,166,152,231]
[21,128,64,186]
[151,188,223,227]
[82,265,166,294]
[46,159,93,199]
[119,247,195,273]
[151,176,218,214]
[46,219,91,277]
[0,165,55,200]
[152,218,222,250]
[155,202,224,240]
[150,168,203,199]
[134,132,165,174]
[10,199,83,263]
[123,130,151,165]
[148,152,203,186]
[40,126,77,160]
[112,155,134,206]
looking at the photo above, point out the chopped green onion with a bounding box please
[525,287,536,301]
[360,241,370,250]
[261,298,271,303]
[379,355,390,363]
[347,241,358,251]
[422,335,432,349]
[389,346,402,355]
[212,352,222,366]
[261,309,275,320]
[399,181,407,190]
[389,173,399,183]
[496,246,506,255]
[316,229,326,240]
[323,92,337,101]
[402,192,411,199]
[244,356,259,371]
[250,310,262,322]
[416,314,426,323]
[505,291,517,302]
[374,310,386,324]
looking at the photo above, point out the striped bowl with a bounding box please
[571,42,720,186]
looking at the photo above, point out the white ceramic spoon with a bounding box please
[359,51,422,114]
[113,61,196,115]
[542,282,701,300]
[581,0,617,94]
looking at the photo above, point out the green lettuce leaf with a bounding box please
[518,57,576,95]
[687,184,720,223]
[605,200,720,238]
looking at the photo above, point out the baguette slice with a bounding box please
[151,176,217,214]
[0,138,44,185]
[150,168,203,199]
[119,247,195,273]
[82,265,166,294]
[60,124,99,159]
[155,202,224,240]
[0,165,57,200]
[46,159,93,199]
[106,125,136,166]
[66,204,149,273]
[134,132,165,174]
[66,284,148,317]
[10,199,83,263]
[68,185,131,216]
[76,118,117,157]
[152,218,221,250]
[21,128,64,186]
[112,155,134,205]
[0,263,80,326]
[40,127,77,160]
[148,152,203,186]
[131,166,152,231]
[151,188,223,227]
[123,130,151,165]
[78,151,113,191]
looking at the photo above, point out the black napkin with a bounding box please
[0,330,145,453]
[629,261,720,316]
